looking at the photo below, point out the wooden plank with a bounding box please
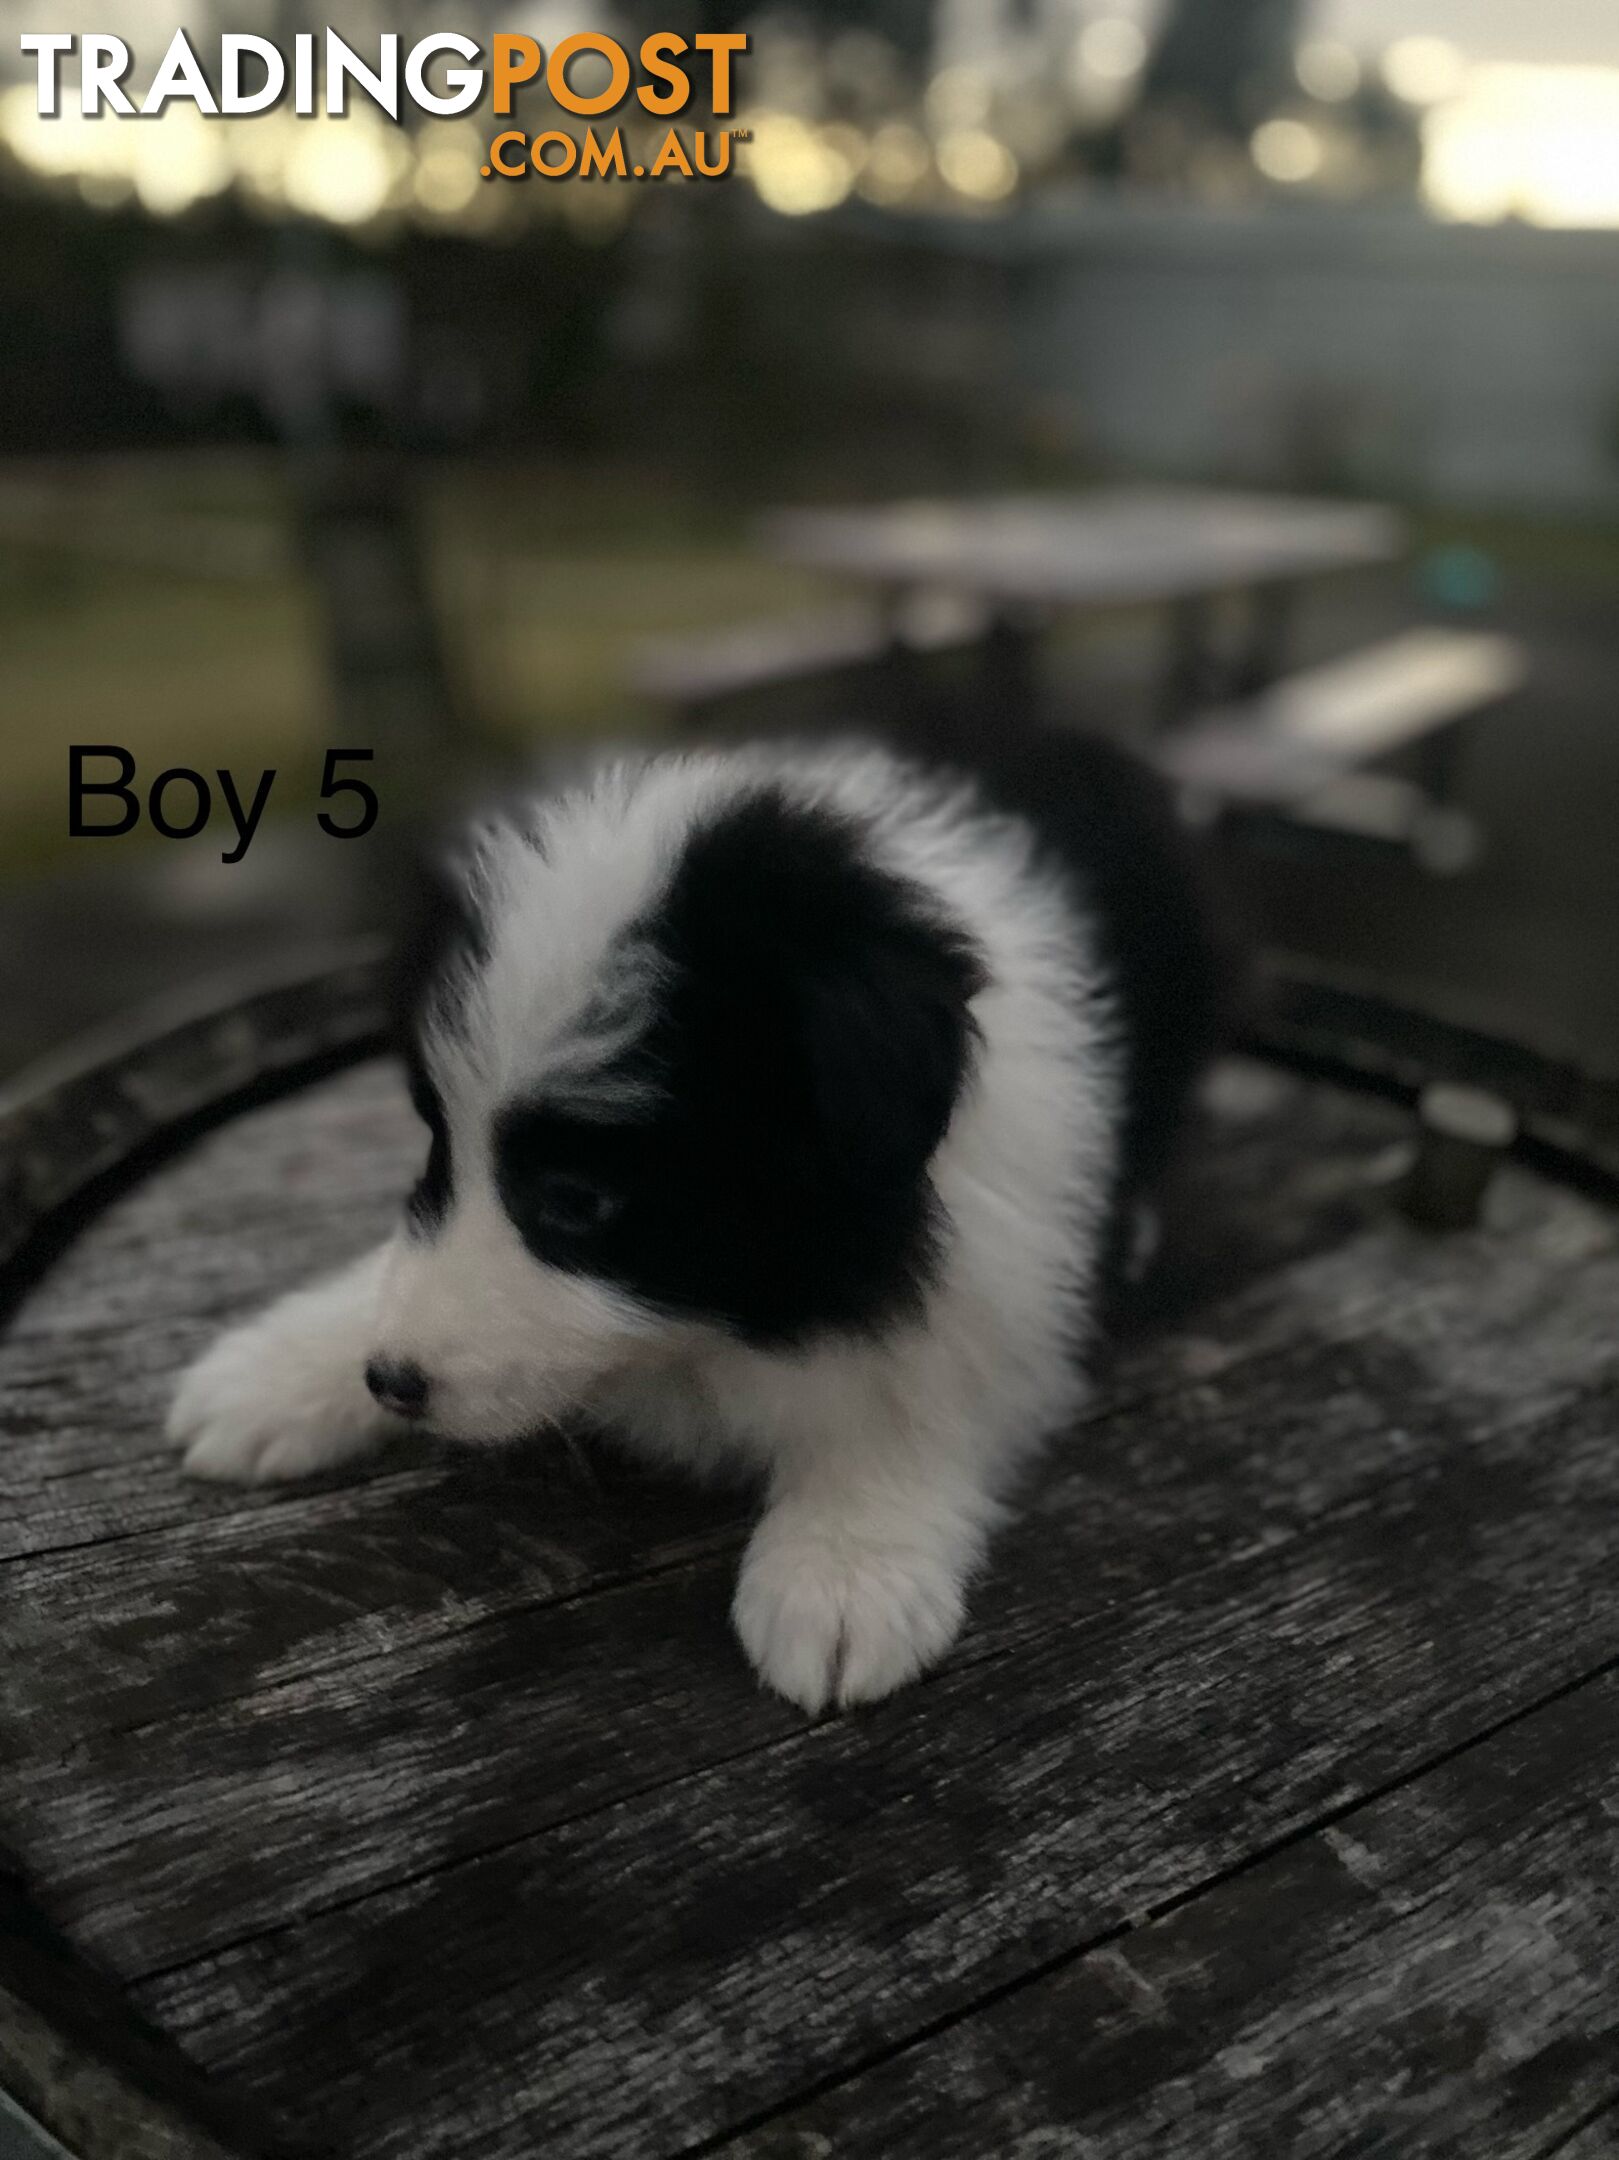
[4,1064,1611,1974]
[107,1218,1619,2160]
[714,1666,1619,2160]
[1543,2102,1619,2159]
[123,1378,1619,2160]
[6,1057,1618,2160]
[14,1172,1613,1981]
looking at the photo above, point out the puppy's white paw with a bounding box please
[168,1310,386,1486]
[733,1518,967,1714]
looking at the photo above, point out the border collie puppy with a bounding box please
[170,725,1223,1711]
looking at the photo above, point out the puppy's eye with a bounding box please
[526,1173,621,1238]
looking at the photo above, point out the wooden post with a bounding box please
[1404,1082,1517,1230]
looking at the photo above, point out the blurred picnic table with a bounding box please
[761,487,1405,717]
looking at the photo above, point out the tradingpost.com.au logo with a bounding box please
[18,28,749,184]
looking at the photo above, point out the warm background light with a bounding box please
[1425,64,1619,227]
[745,112,855,218]
[1252,116,1324,186]
[1295,40,1362,104]
[1077,18,1148,86]
[1382,35,1468,108]
[3,8,1619,233]
[936,127,1017,203]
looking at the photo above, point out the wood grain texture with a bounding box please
[2,1055,1617,2160]
[0,1875,271,2160]
[720,1667,1619,2160]
[127,1380,1619,2160]
[1541,2102,1619,2159]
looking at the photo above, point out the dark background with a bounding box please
[2,0,1617,1082]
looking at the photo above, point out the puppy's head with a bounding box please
[369,768,984,1442]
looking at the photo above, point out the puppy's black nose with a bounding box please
[365,1357,430,1420]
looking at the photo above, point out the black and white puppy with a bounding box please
[170,724,1223,1711]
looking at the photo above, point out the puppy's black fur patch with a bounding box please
[896,711,1232,1205]
[403,730,1227,1346]
[392,852,487,1232]
[493,787,985,1344]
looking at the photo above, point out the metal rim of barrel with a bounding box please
[0,940,391,1328]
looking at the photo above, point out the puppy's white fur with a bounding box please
[169,744,1121,1712]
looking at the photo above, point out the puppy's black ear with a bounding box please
[389,848,486,1048]
[662,788,985,1189]
[799,924,984,1189]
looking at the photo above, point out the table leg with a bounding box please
[1233,581,1297,697]
[868,584,929,725]
[1160,595,1215,726]
[982,610,1040,722]
[1419,717,1464,809]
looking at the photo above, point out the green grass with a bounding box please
[429,470,831,741]
[0,459,826,881]
[0,551,323,878]
[5,456,1619,884]
[1407,505,1619,581]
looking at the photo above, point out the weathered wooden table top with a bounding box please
[2,1054,1617,2160]
[761,489,1404,610]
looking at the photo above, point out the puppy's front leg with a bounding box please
[168,1244,397,1484]
[732,1408,998,1714]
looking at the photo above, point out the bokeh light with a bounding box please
[1383,36,1468,108]
[1077,18,1148,85]
[1295,41,1361,105]
[412,128,484,219]
[745,112,855,217]
[282,114,400,226]
[0,10,1615,236]
[937,128,1017,203]
[1251,117,1324,186]
[857,120,931,206]
[1425,65,1619,228]
[130,107,232,215]
[924,64,993,132]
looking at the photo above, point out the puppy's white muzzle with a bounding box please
[367,1190,653,1444]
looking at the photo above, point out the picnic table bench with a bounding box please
[1157,625,1530,869]
[632,592,991,728]
[1,959,1617,2160]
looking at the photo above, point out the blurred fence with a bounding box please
[1007,198,1619,515]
